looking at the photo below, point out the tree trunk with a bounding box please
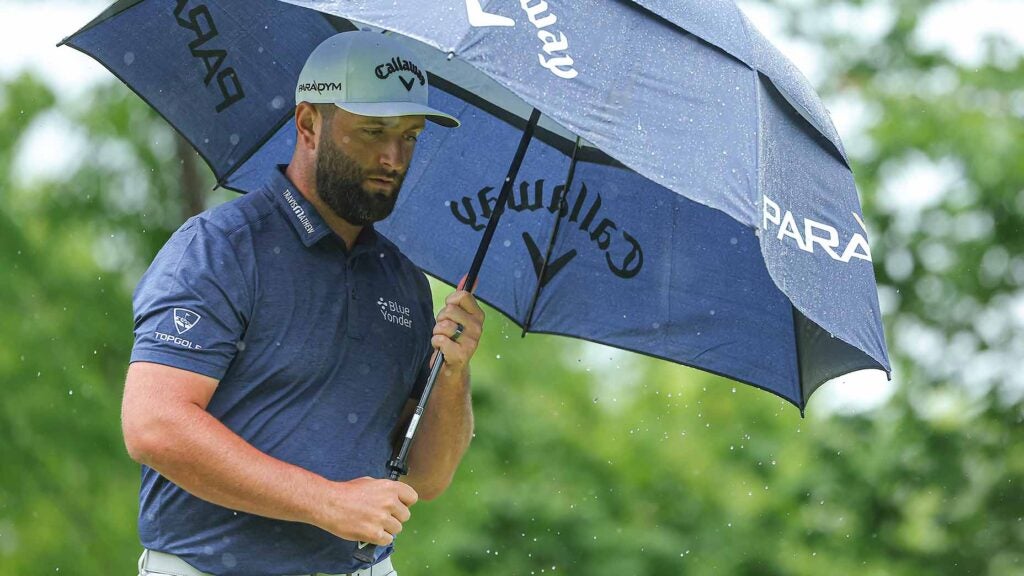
[177,134,204,218]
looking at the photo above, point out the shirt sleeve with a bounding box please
[130,217,252,381]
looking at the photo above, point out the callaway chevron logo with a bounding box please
[450,179,643,285]
[375,57,425,92]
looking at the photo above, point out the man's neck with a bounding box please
[284,163,362,250]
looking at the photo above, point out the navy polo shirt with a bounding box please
[130,166,434,576]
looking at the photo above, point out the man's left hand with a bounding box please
[431,283,484,375]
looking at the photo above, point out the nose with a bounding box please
[378,137,409,173]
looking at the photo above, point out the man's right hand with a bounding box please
[317,477,418,546]
[123,363,419,547]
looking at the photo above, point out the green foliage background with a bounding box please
[1,1,1022,574]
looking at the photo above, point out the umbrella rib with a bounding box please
[57,0,147,46]
[428,74,626,170]
[791,305,807,416]
[521,135,582,337]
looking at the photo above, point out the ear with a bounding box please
[294,102,321,152]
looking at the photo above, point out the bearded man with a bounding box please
[123,31,481,576]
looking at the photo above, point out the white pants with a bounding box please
[137,549,397,576]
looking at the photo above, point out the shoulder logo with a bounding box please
[173,308,202,334]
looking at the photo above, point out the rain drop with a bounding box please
[271,96,286,110]
[123,52,135,65]
[347,413,359,424]
[229,134,240,146]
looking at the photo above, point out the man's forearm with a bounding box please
[129,402,330,526]
[402,367,474,499]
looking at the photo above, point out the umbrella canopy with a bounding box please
[63,0,890,412]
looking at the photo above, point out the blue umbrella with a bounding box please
[63,0,889,439]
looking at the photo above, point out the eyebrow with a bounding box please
[360,118,425,131]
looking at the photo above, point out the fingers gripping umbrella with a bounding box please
[63,0,891,561]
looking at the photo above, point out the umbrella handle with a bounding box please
[353,108,541,566]
[352,352,445,563]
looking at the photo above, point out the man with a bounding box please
[124,31,481,576]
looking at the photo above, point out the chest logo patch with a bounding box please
[378,297,413,329]
[173,308,202,334]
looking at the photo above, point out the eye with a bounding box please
[404,133,420,143]
[362,128,383,137]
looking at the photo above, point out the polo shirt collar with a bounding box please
[266,166,381,252]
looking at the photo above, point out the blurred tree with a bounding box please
[0,72,208,574]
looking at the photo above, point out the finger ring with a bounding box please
[452,322,465,342]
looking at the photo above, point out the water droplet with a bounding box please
[123,52,135,65]
[271,96,286,110]
[347,413,359,424]
[229,133,240,146]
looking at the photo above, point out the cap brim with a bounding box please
[334,101,460,128]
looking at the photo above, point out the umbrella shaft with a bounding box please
[464,108,542,291]
[356,109,541,566]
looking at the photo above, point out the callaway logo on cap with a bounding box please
[295,31,459,128]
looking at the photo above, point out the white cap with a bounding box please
[295,31,459,128]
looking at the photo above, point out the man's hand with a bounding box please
[317,477,418,546]
[431,277,485,374]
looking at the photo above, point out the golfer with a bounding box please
[124,31,480,576]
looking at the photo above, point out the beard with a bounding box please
[315,135,406,226]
